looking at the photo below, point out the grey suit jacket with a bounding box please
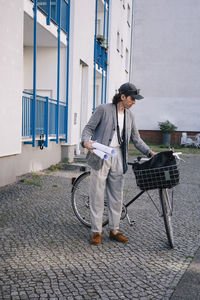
[81,103,151,173]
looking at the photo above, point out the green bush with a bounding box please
[158,120,177,133]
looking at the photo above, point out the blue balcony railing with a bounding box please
[95,41,108,70]
[22,92,66,145]
[33,0,69,33]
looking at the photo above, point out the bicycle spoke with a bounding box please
[146,191,161,215]
[159,189,174,248]
[71,171,109,228]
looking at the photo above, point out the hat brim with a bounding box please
[129,93,144,100]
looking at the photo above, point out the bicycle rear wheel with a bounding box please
[159,189,174,248]
[71,171,109,228]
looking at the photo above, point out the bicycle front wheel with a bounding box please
[71,171,109,228]
[159,189,174,248]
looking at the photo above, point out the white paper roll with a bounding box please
[93,149,108,160]
[92,142,117,157]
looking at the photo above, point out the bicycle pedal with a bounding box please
[71,177,76,185]
[126,214,135,226]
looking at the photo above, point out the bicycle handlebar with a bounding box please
[127,152,183,166]
[172,152,182,159]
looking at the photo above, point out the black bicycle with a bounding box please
[71,151,182,248]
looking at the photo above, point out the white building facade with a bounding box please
[130,0,200,136]
[0,0,133,187]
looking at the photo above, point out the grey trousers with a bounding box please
[89,147,124,232]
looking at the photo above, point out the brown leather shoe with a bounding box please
[91,232,102,245]
[110,231,128,243]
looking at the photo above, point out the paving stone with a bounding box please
[0,155,199,299]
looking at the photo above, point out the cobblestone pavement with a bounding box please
[0,155,200,300]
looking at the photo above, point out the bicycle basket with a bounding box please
[132,151,180,190]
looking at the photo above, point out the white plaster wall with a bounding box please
[0,0,23,157]
[130,0,200,131]
[107,0,132,100]
[16,142,61,176]
[67,0,133,147]
[132,97,200,132]
[0,142,61,187]
[24,47,67,100]
[24,0,67,46]
[67,0,95,145]
[0,1,68,186]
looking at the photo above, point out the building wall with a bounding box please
[67,0,95,146]
[0,0,135,187]
[139,130,200,146]
[0,0,66,187]
[24,47,67,100]
[0,143,61,187]
[107,0,132,100]
[130,0,200,132]
[0,0,23,157]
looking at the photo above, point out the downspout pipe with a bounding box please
[93,0,98,113]
[129,0,135,79]
[101,0,106,104]
[65,0,71,142]
[104,0,109,104]
[32,0,37,147]
[56,0,61,144]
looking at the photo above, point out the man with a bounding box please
[81,82,155,245]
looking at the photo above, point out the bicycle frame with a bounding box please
[71,151,181,248]
[124,190,145,209]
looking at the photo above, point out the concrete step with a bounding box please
[74,154,87,163]
[59,162,88,172]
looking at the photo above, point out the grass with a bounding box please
[0,216,7,222]
[20,178,41,187]
[128,142,200,156]
[31,172,41,179]
[48,164,62,172]
[20,172,42,187]
[186,255,194,259]
[52,184,58,188]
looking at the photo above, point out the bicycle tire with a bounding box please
[71,171,109,228]
[159,189,174,248]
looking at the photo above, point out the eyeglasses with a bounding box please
[130,97,136,101]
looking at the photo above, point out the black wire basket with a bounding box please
[132,151,180,190]
[133,164,180,190]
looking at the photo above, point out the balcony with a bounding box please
[32,0,69,33]
[22,92,66,145]
[95,39,108,70]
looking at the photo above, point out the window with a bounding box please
[125,48,129,72]
[117,32,120,52]
[127,4,131,27]
[97,19,101,35]
[121,39,124,57]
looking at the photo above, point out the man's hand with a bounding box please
[83,141,95,153]
[149,150,156,157]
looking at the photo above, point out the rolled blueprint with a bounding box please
[93,149,108,160]
[92,142,117,157]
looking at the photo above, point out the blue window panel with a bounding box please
[34,0,69,33]
[49,101,57,135]
[59,104,65,134]
[36,99,45,136]
[95,41,107,70]
[22,93,66,141]
[22,96,32,137]
[61,0,68,33]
